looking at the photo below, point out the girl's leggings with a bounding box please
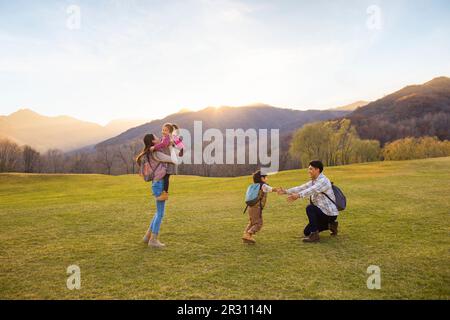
[149,180,166,234]
[163,174,170,192]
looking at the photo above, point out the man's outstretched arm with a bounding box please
[295,178,329,199]
[285,181,311,195]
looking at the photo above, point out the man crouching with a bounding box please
[278,160,339,243]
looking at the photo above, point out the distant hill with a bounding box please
[96,104,350,148]
[331,100,368,111]
[0,109,147,152]
[347,77,450,144]
[104,119,148,134]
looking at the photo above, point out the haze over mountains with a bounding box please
[0,109,147,152]
[96,76,450,149]
[332,100,368,111]
[2,76,449,153]
[96,104,350,149]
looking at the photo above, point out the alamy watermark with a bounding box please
[66,5,81,30]
[176,121,280,174]
[66,265,81,290]
[366,265,381,289]
[366,5,382,31]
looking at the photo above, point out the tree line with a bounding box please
[288,119,450,168]
[0,139,142,175]
[1,119,449,176]
[289,119,381,167]
[382,136,450,160]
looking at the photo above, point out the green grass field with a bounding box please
[1,157,449,299]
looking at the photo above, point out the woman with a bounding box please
[136,134,168,248]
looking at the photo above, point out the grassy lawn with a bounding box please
[1,157,449,299]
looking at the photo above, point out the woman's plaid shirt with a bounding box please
[287,173,339,216]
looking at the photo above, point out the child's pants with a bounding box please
[244,206,263,234]
[163,174,170,192]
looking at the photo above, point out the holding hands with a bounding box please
[275,187,300,202]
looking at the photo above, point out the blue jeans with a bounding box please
[149,180,166,234]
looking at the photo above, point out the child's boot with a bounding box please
[242,232,256,244]
[156,191,169,201]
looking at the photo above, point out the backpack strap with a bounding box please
[259,183,265,213]
[321,192,337,207]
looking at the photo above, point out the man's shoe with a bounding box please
[329,221,338,236]
[242,232,256,244]
[302,231,320,243]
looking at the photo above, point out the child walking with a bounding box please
[242,170,279,244]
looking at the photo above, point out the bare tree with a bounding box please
[45,149,64,173]
[0,139,22,172]
[95,146,114,175]
[116,145,134,174]
[131,140,143,174]
[23,145,40,173]
[69,152,92,173]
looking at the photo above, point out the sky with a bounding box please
[1,0,449,125]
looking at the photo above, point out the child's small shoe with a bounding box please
[242,232,256,244]
[156,191,169,201]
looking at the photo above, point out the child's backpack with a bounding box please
[243,183,263,213]
[139,153,167,182]
[321,183,347,211]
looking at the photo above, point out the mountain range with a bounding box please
[0,109,147,152]
[2,76,449,153]
[95,104,350,149]
[348,76,450,144]
[332,100,368,111]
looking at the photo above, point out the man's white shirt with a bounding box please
[287,173,339,216]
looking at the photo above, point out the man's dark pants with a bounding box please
[304,204,337,236]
